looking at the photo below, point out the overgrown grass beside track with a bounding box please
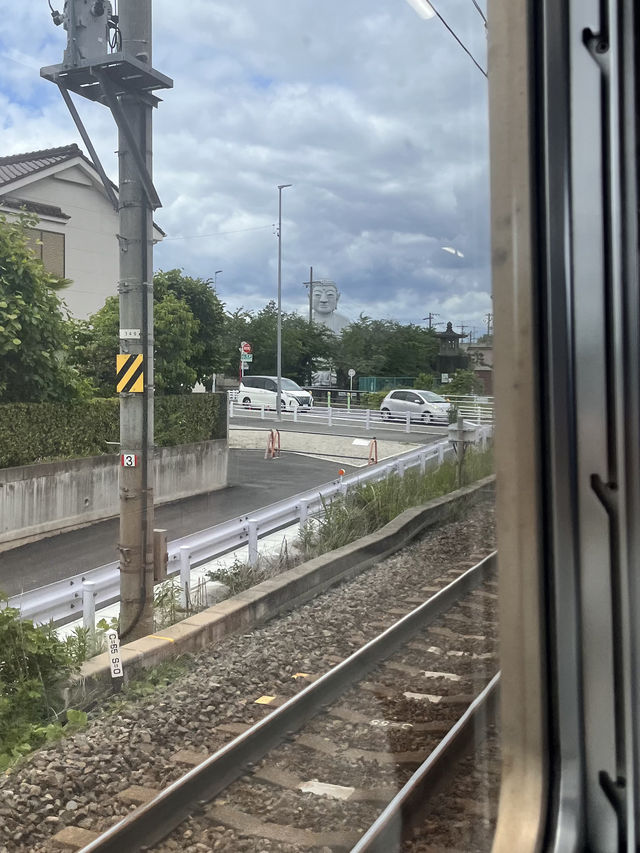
[299,449,493,559]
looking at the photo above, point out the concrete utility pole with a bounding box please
[42,0,172,641]
[423,312,441,329]
[117,1,155,639]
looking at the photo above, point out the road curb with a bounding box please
[67,475,495,706]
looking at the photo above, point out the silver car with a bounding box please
[379,389,451,424]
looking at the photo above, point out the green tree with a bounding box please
[153,269,226,386]
[226,301,336,385]
[446,368,483,395]
[71,270,225,395]
[0,213,89,403]
[335,317,438,383]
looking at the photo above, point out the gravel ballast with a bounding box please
[0,494,495,853]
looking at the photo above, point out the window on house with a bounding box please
[25,228,65,278]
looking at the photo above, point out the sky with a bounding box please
[1,0,492,339]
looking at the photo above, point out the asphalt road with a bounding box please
[0,449,359,598]
[230,414,448,442]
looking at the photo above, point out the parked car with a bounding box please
[379,389,451,424]
[238,376,313,410]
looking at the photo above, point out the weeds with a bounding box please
[299,447,493,559]
[0,597,88,771]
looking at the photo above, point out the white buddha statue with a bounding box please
[312,280,350,334]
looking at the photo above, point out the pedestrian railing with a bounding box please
[5,429,491,628]
[229,400,493,431]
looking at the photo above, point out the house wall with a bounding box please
[0,439,228,552]
[10,166,120,318]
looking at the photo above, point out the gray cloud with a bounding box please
[0,0,490,331]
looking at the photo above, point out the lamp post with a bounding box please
[214,270,222,285]
[276,183,292,418]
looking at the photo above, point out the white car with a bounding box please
[379,389,451,424]
[238,376,313,410]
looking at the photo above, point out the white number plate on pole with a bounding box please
[121,453,138,467]
[107,630,124,682]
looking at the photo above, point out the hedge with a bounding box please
[0,394,227,469]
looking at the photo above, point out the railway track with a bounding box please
[0,494,495,853]
[77,553,498,853]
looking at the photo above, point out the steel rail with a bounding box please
[351,672,501,852]
[6,442,449,626]
[77,551,497,853]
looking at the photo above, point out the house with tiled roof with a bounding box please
[0,144,164,318]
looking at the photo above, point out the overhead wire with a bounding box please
[470,0,487,27]
[162,224,274,241]
[429,0,487,78]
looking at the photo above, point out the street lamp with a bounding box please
[214,269,222,285]
[276,183,292,419]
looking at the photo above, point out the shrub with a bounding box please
[0,598,86,770]
[0,393,227,468]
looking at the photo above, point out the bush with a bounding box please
[0,598,87,770]
[360,390,389,409]
[0,393,227,468]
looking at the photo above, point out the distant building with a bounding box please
[435,321,469,381]
[0,144,164,318]
[463,341,494,395]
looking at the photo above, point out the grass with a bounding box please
[299,447,493,559]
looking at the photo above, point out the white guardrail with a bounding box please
[5,431,491,628]
[228,399,494,429]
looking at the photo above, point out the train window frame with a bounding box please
[489,0,640,850]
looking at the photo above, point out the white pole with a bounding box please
[179,546,191,609]
[299,499,309,532]
[248,519,258,566]
[82,581,96,633]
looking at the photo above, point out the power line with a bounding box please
[162,224,273,241]
[470,0,487,27]
[430,0,487,79]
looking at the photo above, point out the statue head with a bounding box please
[312,281,340,315]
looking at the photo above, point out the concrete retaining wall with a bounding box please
[0,439,228,552]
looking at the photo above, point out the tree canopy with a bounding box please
[71,269,226,395]
[0,213,88,403]
[334,317,439,383]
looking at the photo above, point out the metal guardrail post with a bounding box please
[420,451,427,474]
[328,407,333,427]
[438,443,445,464]
[260,405,265,420]
[405,412,411,433]
[229,400,234,418]
[293,406,298,423]
[299,499,309,531]
[365,408,371,430]
[179,546,191,610]
[82,581,96,633]
[248,519,258,566]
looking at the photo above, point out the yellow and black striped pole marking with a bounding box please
[116,354,144,393]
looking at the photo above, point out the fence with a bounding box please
[229,399,493,429]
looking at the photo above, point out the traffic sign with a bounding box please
[348,368,356,378]
[241,353,253,362]
[121,453,138,467]
[241,341,252,354]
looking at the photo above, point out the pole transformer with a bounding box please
[42,0,172,640]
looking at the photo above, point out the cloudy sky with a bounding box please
[1,0,491,338]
